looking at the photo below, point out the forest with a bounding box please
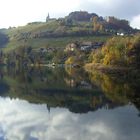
[88,34,140,68]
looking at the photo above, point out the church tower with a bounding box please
[46,13,50,22]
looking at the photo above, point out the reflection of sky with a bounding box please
[0,97,140,140]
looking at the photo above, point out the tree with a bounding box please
[93,16,104,32]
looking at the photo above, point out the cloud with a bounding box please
[0,0,140,28]
[0,97,140,140]
[131,15,140,29]
[0,0,81,27]
[79,0,140,19]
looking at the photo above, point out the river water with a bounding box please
[0,66,140,140]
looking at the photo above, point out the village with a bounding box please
[38,41,104,53]
[33,41,105,66]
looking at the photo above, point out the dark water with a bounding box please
[0,66,140,140]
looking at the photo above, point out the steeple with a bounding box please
[46,13,50,22]
[47,104,50,113]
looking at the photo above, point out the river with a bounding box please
[0,66,139,140]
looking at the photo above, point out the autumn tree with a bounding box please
[93,16,104,32]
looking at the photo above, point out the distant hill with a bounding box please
[66,11,97,21]
[66,11,135,33]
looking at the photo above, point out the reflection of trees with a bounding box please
[88,70,140,113]
[0,66,125,113]
[64,67,93,89]
[0,69,9,95]
[0,81,9,95]
[126,83,140,114]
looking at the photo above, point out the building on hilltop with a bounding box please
[46,13,56,22]
[46,13,50,22]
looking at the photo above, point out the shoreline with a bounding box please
[84,63,134,76]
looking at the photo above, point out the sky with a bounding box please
[0,0,140,29]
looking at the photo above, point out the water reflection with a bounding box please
[0,66,140,140]
[0,66,124,113]
[0,97,140,140]
[87,70,140,114]
[0,67,140,113]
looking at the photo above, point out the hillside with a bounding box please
[0,11,138,52]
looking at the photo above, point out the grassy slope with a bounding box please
[4,36,109,52]
[2,20,110,52]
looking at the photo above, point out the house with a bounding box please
[39,47,56,53]
[80,45,92,51]
[40,48,47,53]
[117,32,124,36]
[92,42,104,49]
[80,41,104,51]
[46,13,56,22]
[65,43,77,52]
[80,42,92,51]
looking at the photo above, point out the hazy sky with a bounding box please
[0,0,140,28]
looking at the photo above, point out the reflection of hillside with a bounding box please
[64,67,93,89]
[7,86,124,113]
[0,69,9,95]
[0,66,126,113]
[88,70,140,112]
[0,81,9,95]
[126,83,140,113]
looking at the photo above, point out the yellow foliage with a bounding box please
[65,56,75,65]
[89,34,140,67]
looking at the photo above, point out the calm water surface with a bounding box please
[0,66,140,140]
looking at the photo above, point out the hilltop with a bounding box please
[0,11,139,52]
[0,11,139,70]
[5,11,138,38]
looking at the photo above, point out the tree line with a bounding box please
[89,34,140,68]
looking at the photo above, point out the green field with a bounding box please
[3,35,110,52]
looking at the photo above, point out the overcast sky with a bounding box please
[0,0,140,28]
